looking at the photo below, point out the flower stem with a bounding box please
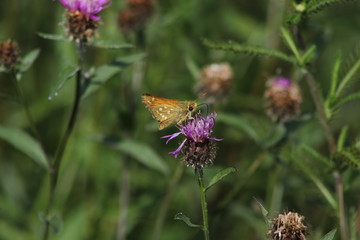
[195,168,210,240]
[117,155,130,240]
[291,24,348,240]
[42,41,84,240]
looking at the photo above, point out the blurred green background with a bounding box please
[1,0,360,239]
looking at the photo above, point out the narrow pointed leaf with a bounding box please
[329,52,342,99]
[337,125,348,151]
[89,41,133,49]
[217,113,259,142]
[301,44,316,64]
[336,58,360,97]
[49,66,79,99]
[333,91,360,109]
[301,144,333,167]
[103,138,169,175]
[260,124,286,149]
[174,213,200,228]
[82,53,146,99]
[203,39,295,63]
[37,32,70,42]
[319,229,337,240]
[0,125,48,169]
[205,167,237,191]
[253,198,271,226]
[19,49,40,73]
[280,27,301,64]
[308,0,353,14]
[294,157,337,209]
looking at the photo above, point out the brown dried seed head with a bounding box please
[196,63,233,103]
[65,10,99,42]
[264,77,302,122]
[268,211,307,240]
[0,39,20,69]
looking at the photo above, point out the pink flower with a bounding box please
[55,0,111,21]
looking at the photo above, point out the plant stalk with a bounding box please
[196,168,210,240]
[42,41,84,240]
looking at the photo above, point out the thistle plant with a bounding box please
[161,113,234,240]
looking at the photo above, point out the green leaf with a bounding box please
[89,41,133,49]
[0,65,6,72]
[49,66,79,100]
[333,91,360,109]
[293,156,337,209]
[18,49,40,73]
[205,167,237,191]
[102,138,169,175]
[308,0,353,14]
[301,44,316,64]
[174,213,200,228]
[301,144,333,167]
[319,229,337,240]
[203,39,295,64]
[0,125,48,169]
[217,113,259,142]
[329,52,342,99]
[253,198,271,226]
[280,27,301,64]
[37,32,70,42]
[81,53,146,99]
[337,125,348,151]
[336,57,360,97]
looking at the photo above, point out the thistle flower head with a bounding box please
[268,211,308,240]
[196,63,233,103]
[55,0,111,21]
[161,113,222,169]
[55,0,111,42]
[0,39,20,69]
[264,77,302,122]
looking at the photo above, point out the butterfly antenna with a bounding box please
[197,103,209,116]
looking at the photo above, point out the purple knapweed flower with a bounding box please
[54,0,111,42]
[55,0,111,21]
[161,113,223,169]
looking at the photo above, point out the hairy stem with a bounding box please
[292,24,347,240]
[196,168,210,240]
[42,42,84,240]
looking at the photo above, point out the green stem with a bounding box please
[335,172,349,240]
[42,41,84,240]
[196,168,210,240]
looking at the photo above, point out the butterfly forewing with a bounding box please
[142,93,197,130]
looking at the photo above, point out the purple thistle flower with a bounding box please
[55,0,111,21]
[161,113,222,168]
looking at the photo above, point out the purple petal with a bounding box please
[169,139,187,158]
[161,132,182,144]
[209,137,223,141]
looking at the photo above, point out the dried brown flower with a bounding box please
[264,77,302,122]
[268,211,307,240]
[0,39,20,69]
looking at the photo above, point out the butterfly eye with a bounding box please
[188,106,194,111]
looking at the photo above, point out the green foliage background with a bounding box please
[0,0,360,239]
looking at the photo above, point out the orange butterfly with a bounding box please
[142,93,198,130]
